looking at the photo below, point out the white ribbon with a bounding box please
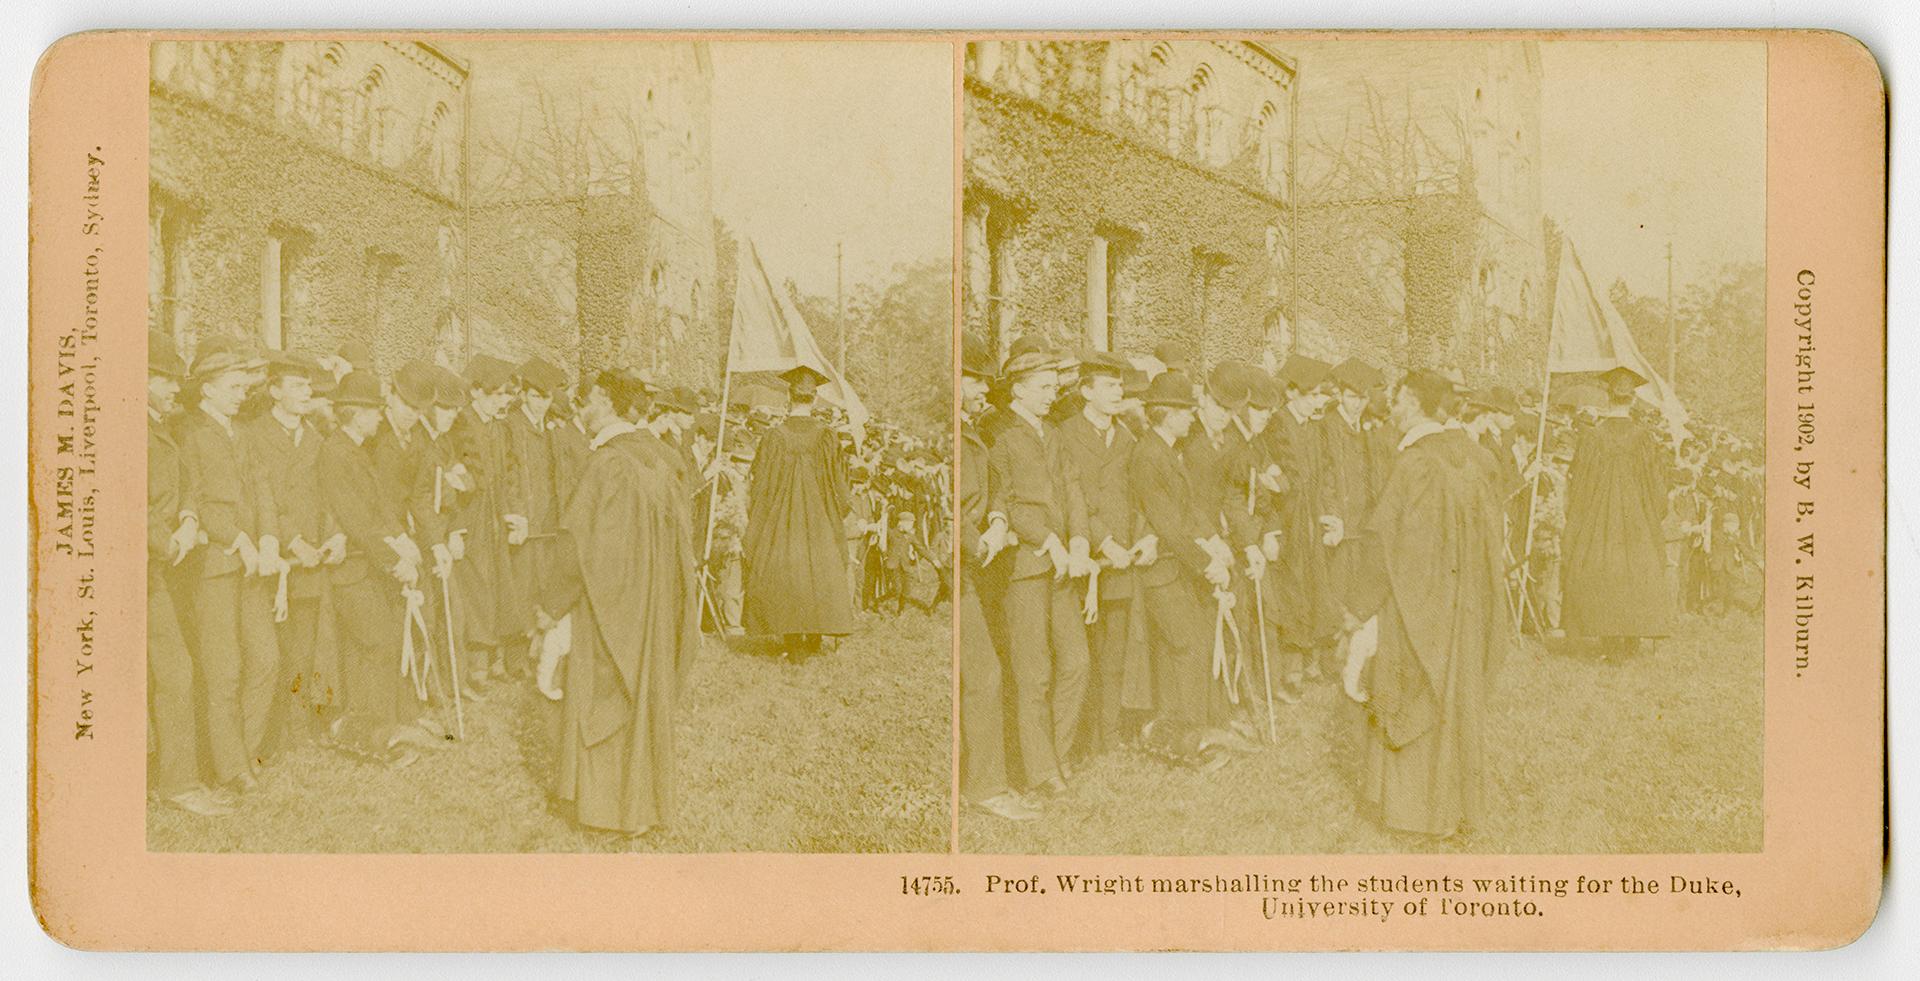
[398,585,436,701]
[1211,586,1244,705]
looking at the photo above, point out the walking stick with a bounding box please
[1253,574,1278,745]
[440,571,465,740]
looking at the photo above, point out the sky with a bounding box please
[710,40,952,298]
[1539,40,1765,298]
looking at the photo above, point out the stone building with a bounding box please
[149,39,719,383]
[456,40,719,383]
[963,38,1550,386]
[1288,38,1547,384]
[962,40,1299,366]
[150,40,468,369]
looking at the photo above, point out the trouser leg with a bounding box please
[148,572,199,796]
[1001,576,1060,787]
[1046,579,1090,761]
[192,574,249,783]
[273,594,322,743]
[1088,597,1130,753]
[238,577,282,766]
[1146,581,1209,727]
[959,580,1009,802]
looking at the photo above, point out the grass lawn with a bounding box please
[961,609,1764,855]
[150,605,952,854]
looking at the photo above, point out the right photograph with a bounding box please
[957,37,1765,854]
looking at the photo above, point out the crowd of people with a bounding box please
[959,336,1745,837]
[146,329,945,840]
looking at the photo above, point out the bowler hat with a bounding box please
[961,343,997,380]
[1142,370,1198,408]
[332,370,384,408]
[149,331,186,379]
[394,361,438,409]
[1205,361,1253,411]
[1329,357,1383,394]
[1279,355,1332,392]
[518,356,567,396]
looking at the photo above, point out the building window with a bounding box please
[366,249,405,345]
[1193,249,1232,361]
[149,191,194,345]
[260,226,310,352]
[1087,225,1136,353]
[1186,64,1215,161]
[350,66,387,161]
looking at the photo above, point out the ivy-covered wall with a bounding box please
[963,79,1289,367]
[151,88,460,372]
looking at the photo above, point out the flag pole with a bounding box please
[701,271,741,583]
[1516,313,1556,635]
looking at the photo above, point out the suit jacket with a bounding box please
[1127,427,1212,589]
[179,406,275,579]
[316,429,409,588]
[1054,410,1139,599]
[240,411,333,598]
[148,414,185,565]
[986,409,1085,582]
[958,423,990,570]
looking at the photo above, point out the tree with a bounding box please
[1609,261,1763,436]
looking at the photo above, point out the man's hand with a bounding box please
[1243,545,1267,581]
[256,536,287,577]
[444,464,471,493]
[391,557,419,586]
[1258,464,1285,494]
[289,536,321,568]
[432,543,454,580]
[504,514,529,546]
[447,529,467,561]
[387,534,422,571]
[234,534,260,576]
[1319,515,1345,547]
[320,532,347,565]
[1203,555,1231,589]
[1042,535,1071,580]
[168,518,199,566]
[535,606,557,632]
[1066,537,1097,578]
[1261,530,1282,563]
[978,518,1010,564]
[1098,537,1133,570]
[1131,534,1159,567]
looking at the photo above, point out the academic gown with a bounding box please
[1560,414,1673,638]
[539,429,699,835]
[1316,410,1375,639]
[1260,408,1326,646]
[449,409,512,648]
[1342,427,1509,837]
[742,413,855,636]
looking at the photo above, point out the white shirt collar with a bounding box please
[1338,404,1363,429]
[590,418,639,451]
[1398,420,1447,452]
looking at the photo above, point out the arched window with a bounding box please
[351,66,387,160]
[1186,64,1215,161]
[1253,100,1279,184]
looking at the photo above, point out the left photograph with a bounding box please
[144,37,955,853]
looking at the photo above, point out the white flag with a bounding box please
[728,241,869,439]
